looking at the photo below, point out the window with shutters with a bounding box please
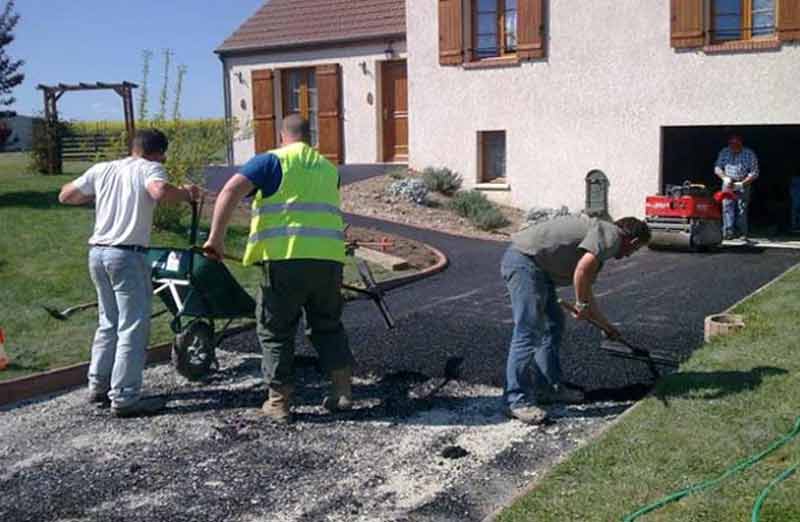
[671,0,797,50]
[439,0,544,66]
[712,0,775,42]
[473,0,518,59]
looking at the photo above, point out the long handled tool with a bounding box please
[43,302,98,321]
[44,302,169,322]
[558,299,678,378]
[193,247,396,330]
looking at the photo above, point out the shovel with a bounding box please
[558,299,678,378]
[43,302,98,321]
[44,301,170,322]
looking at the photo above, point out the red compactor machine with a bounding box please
[645,182,724,250]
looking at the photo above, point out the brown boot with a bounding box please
[322,367,353,412]
[261,384,294,423]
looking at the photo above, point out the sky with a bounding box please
[9,1,264,120]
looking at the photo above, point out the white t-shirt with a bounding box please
[73,157,168,247]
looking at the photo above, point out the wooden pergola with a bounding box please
[36,81,137,174]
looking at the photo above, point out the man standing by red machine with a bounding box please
[714,133,759,241]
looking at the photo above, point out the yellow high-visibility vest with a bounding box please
[242,142,345,265]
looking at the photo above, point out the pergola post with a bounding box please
[41,88,61,175]
[36,82,138,173]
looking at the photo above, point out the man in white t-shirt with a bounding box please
[59,129,200,417]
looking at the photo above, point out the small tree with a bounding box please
[0,0,23,107]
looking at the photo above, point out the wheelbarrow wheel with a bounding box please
[172,320,216,381]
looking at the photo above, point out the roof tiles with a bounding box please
[217,0,406,54]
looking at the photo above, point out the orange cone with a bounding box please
[0,328,8,370]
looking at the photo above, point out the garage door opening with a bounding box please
[662,125,800,236]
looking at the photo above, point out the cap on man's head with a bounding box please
[728,133,743,145]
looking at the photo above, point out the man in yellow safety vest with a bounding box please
[203,114,352,423]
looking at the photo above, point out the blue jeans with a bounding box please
[501,247,564,408]
[88,247,152,408]
[722,190,750,238]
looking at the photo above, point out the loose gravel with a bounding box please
[1,345,629,522]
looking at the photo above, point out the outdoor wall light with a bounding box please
[384,41,395,60]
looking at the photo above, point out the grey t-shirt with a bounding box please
[73,157,168,247]
[511,215,622,286]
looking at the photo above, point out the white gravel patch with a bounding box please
[1,350,631,522]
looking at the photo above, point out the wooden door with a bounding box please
[381,60,408,162]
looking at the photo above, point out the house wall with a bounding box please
[224,41,407,166]
[406,0,800,218]
[1,115,33,151]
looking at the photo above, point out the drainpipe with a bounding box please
[219,54,234,166]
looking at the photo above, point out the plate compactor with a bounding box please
[645,182,723,250]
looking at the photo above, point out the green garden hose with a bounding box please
[622,416,800,522]
[751,462,798,522]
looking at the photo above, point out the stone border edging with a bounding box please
[376,242,449,293]
[482,259,800,522]
[0,342,173,409]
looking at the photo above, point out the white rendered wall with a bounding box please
[224,41,406,166]
[406,0,800,218]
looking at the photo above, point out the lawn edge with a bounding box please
[483,259,800,522]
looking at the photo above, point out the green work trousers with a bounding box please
[256,259,353,388]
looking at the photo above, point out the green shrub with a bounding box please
[422,166,462,196]
[448,190,509,230]
[387,167,406,180]
[28,118,67,174]
[471,205,509,230]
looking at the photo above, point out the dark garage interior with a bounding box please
[661,125,799,235]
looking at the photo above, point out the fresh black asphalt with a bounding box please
[340,214,800,393]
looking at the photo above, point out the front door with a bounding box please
[282,68,319,147]
[381,60,408,162]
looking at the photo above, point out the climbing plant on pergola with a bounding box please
[36,81,137,174]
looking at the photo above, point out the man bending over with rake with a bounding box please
[501,215,650,424]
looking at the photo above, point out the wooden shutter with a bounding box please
[518,0,545,59]
[251,69,276,154]
[438,0,463,65]
[670,0,705,48]
[316,63,342,164]
[779,0,800,41]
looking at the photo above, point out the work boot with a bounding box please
[535,384,584,405]
[505,404,547,425]
[261,384,294,423]
[322,367,353,412]
[112,396,167,418]
[87,390,111,408]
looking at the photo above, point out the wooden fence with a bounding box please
[60,134,118,162]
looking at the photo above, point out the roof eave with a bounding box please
[215,32,406,57]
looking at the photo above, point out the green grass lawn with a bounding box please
[498,265,800,522]
[0,152,396,382]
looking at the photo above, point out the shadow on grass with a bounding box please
[655,366,786,400]
[0,189,61,209]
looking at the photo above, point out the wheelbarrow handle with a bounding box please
[189,201,199,246]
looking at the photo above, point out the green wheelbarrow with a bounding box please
[146,203,394,381]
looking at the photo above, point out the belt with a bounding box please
[91,244,148,253]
